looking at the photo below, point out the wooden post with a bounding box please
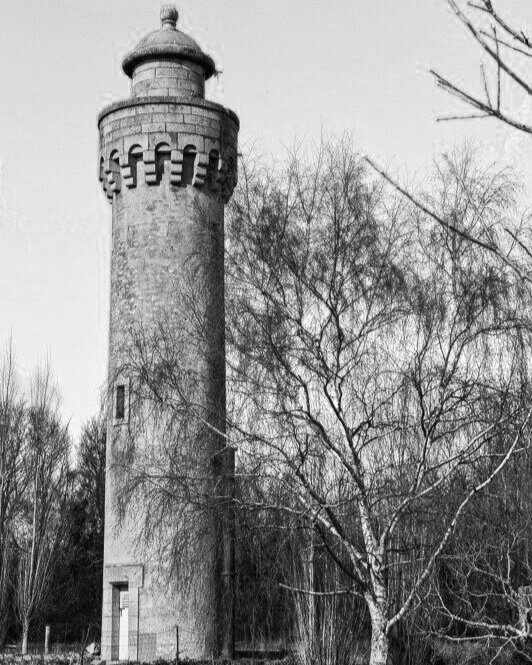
[175,625,179,662]
[44,625,50,655]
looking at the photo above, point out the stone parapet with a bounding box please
[98,99,238,203]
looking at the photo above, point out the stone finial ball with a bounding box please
[161,5,179,27]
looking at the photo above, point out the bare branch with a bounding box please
[364,155,532,285]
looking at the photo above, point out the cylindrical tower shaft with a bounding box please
[98,7,238,661]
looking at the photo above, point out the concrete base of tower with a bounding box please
[101,560,219,662]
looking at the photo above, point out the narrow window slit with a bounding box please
[116,385,126,420]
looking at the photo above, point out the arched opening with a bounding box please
[109,150,120,171]
[106,150,121,195]
[128,145,143,187]
[181,145,197,187]
[155,143,171,184]
[99,157,107,195]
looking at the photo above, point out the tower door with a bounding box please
[118,586,129,660]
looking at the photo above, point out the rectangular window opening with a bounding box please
[116,384,126,420]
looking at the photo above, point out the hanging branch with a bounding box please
[467,0,532,49]
[431,0,532,134]
[363,156,532,286]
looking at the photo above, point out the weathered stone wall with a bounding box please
[99,98,238,202]
[131,60,206,98]
[99,66,238,662]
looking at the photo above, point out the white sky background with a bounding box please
[0,0,531,441]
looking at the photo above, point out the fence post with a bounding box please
[44,625,50,655]
[175,625,179,663]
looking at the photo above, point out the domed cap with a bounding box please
[122,5,216,79]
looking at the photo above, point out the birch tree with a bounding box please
[226,140,532,665]
[14,365,70,654]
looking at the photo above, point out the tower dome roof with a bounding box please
[122,5,216,79]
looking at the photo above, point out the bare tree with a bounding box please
[225,139,532,665]
[13,364,70,654]
[432,1,532,135]
[77,414,106,542]
[0,342,26,647]
[410,428,532,660]
[365,3,532,300]
[289,530,367,665]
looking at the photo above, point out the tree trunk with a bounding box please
[369,624,389,665]
[21,618,29,655]
[308,534,316,648]
[0,603,8,650]
[368,598,390,665]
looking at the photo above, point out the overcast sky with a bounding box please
[0,0,531,440]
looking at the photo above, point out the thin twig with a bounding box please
[364,156,532,285]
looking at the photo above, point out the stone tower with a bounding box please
[98,6,238,661]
